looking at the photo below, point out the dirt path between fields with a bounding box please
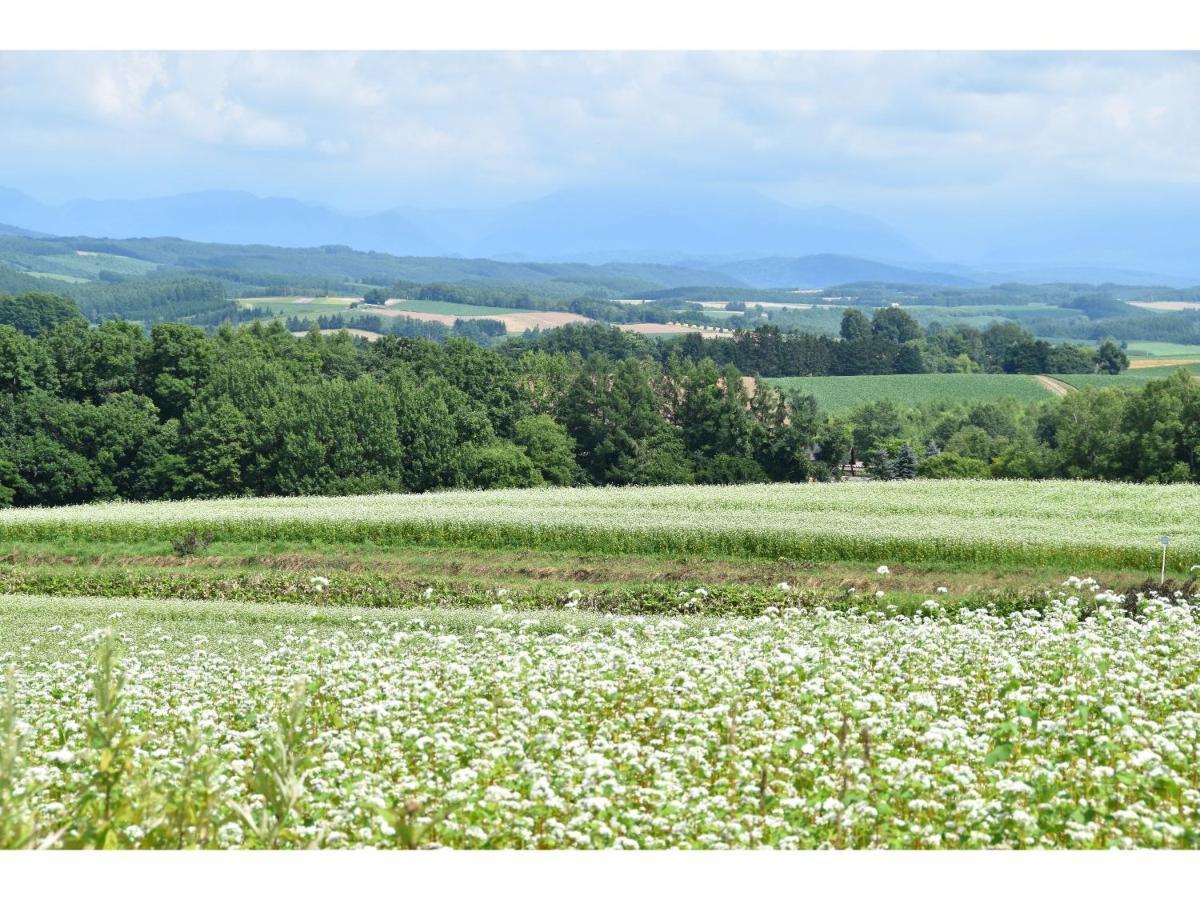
[1034,375,1076,397]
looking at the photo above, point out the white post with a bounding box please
[1161,536,1170,586]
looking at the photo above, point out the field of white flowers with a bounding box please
[3,480,1196,571]
[3,586,1199,849]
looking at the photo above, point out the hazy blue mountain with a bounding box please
[0,185,926,264]
[420,186,928,263]
[707,254,979,289]
[0,188,444,256]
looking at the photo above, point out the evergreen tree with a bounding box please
[895,443,918,479]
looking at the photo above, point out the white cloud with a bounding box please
[1,51,1198,208]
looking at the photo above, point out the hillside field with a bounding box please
[1053,364,1200,390]
[5,480,1198,574]
[766,373,1055,412]
[4,480,1200,848]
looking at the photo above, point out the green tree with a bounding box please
[563,356,674,485]
[840,308,871,342]
[895,443,918,479]
[0,325,37,395]
[0,291,84,336]
[140,323,214,420]
[461,442,543,489]
[917,451,991,479]
[513,415,579,486]
[1095,340,1129,375]
[871,306,922,343]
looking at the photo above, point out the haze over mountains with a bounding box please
[1,184,1197,288]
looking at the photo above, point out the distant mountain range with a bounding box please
[1,184,1197,288]
[704,254,980,289]
[0,185,927,266]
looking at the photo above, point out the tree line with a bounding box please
[0,290,1172,509]
[510,309,1128,378]
[0,294,823,507]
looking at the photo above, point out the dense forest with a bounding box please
[0,290,1190,508]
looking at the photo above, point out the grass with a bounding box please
[766,373,1053,412]
[4,480,1200,575]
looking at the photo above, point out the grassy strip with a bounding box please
[2,563,1181,620]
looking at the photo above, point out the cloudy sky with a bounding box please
[1,51,1198,256]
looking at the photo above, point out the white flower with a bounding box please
[876,565,890,575]
[776,582,791,592]
[217,822,244,848]
[936,586,948,594]
[46,748,75,765]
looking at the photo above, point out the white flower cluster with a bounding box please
[4,589,1200,848]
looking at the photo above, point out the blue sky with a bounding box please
[1,51,1198,259]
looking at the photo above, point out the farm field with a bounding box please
[239,294,590,333]
[5,480,1200,575]
[616,322,729,338]
[1053,364,1200,390]
[3,584,1200,848]
[1120,340,1200,359]
[767,373,1055,412]
[4,481,1200,849]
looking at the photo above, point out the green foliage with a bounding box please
[513,415,580,486]
[0,291,85,336]
[917,451,991,480]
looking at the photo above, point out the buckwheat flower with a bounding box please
[936,586,948,594]
[422,586,433,599]
[491,604,504,614]
[777,582,791,592]
[875,590,885,598]
[876,565,890,575]
[217,822,244,848]
[46,748,75,765]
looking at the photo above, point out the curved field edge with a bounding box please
[2,480,1197,574]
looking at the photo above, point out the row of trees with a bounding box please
[0,290,1175,509]
[509,311,1127,378]
[821,368,1200,484]
[0,296,824,507]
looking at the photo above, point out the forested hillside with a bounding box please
[1,290,1197,508]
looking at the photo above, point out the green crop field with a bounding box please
[1054,364,1200,390]
[4,480,1198,573]
[1120,341,1200,359]
[767,373,1053,412]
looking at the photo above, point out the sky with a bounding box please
[1,51,1199,259]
